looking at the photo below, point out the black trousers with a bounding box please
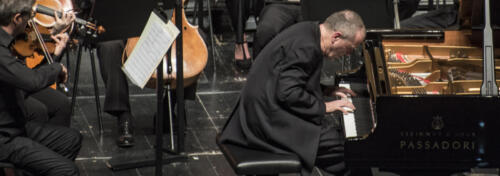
[398,0,421,21]
[0,122,82,176]
[400,5,458,29]
[96,40,131,115]
[225,0,265,33]
[25,87,72,127]
[311,116,349,176]
[253,3,301,58]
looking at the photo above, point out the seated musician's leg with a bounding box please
[96,40,135,147]
[315,125,350,176]
[24,96,49,123]
[398,0,421,21]
[30,87,72,127]
[1,122,81,176]
[253,3,301,58]
[225,0,265,69]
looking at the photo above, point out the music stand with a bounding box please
[99,1,189,176]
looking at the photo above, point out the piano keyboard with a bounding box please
[338,83,357,138]
[337,81,375,140]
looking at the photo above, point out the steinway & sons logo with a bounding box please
[431,116,444,130]
[400,115,476,151]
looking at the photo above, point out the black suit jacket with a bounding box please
[0,28,61,138]
[220,21,326,171]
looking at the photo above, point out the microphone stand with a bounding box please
[393,0,401,29]
[70,19,104,145]
[472,0,498,174]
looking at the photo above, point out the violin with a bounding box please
[123,0,208,89]
[13,0,105,63]
[33,0,105,34]
[11,0,91,91]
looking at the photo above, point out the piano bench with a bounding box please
[0,162,15,176]
[216,134,302,176]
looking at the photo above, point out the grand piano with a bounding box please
[332,1,500,175]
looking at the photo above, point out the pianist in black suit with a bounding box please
[219,10,365,176]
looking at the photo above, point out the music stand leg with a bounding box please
[70,45,83,117]
[89,48,104,144]
[206,0,217,83]
[155,59,165,176]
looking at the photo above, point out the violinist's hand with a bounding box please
[52,32,69,56]
[325,99,356,114]
[59,63,68,83]
[51,11,75,34]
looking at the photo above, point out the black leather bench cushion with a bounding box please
[0,162,13,168]
[218,142,301,175]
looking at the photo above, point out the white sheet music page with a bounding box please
[122,11,179,89]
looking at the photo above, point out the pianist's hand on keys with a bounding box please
[324,95,356,114]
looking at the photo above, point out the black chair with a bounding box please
[216,134,302,176]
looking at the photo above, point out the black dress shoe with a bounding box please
[235,58,252,69]
[117,117,135,147]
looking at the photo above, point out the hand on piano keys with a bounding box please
[324,96,356,114]
[335,82,375,140]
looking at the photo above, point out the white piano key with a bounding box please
[339,83,357,138]
[343,109,357,138]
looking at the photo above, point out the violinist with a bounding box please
[23,12,75,127]
[0,0,81,175]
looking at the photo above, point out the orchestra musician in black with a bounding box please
[225,0,265,69]
[219,10,365,176]
[254,0,421,59]
[0,0,82,175]
[23,9,76,128]
[73,0,201,148]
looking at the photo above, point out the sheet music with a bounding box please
[122,11,179,89]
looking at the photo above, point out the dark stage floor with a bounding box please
[67,32,254,175]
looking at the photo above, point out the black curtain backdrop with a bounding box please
[93,0,162,41]
[301,0,395,29]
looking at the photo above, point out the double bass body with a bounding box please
[123,1,208,89]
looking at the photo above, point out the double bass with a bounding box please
[123,0,208,88]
